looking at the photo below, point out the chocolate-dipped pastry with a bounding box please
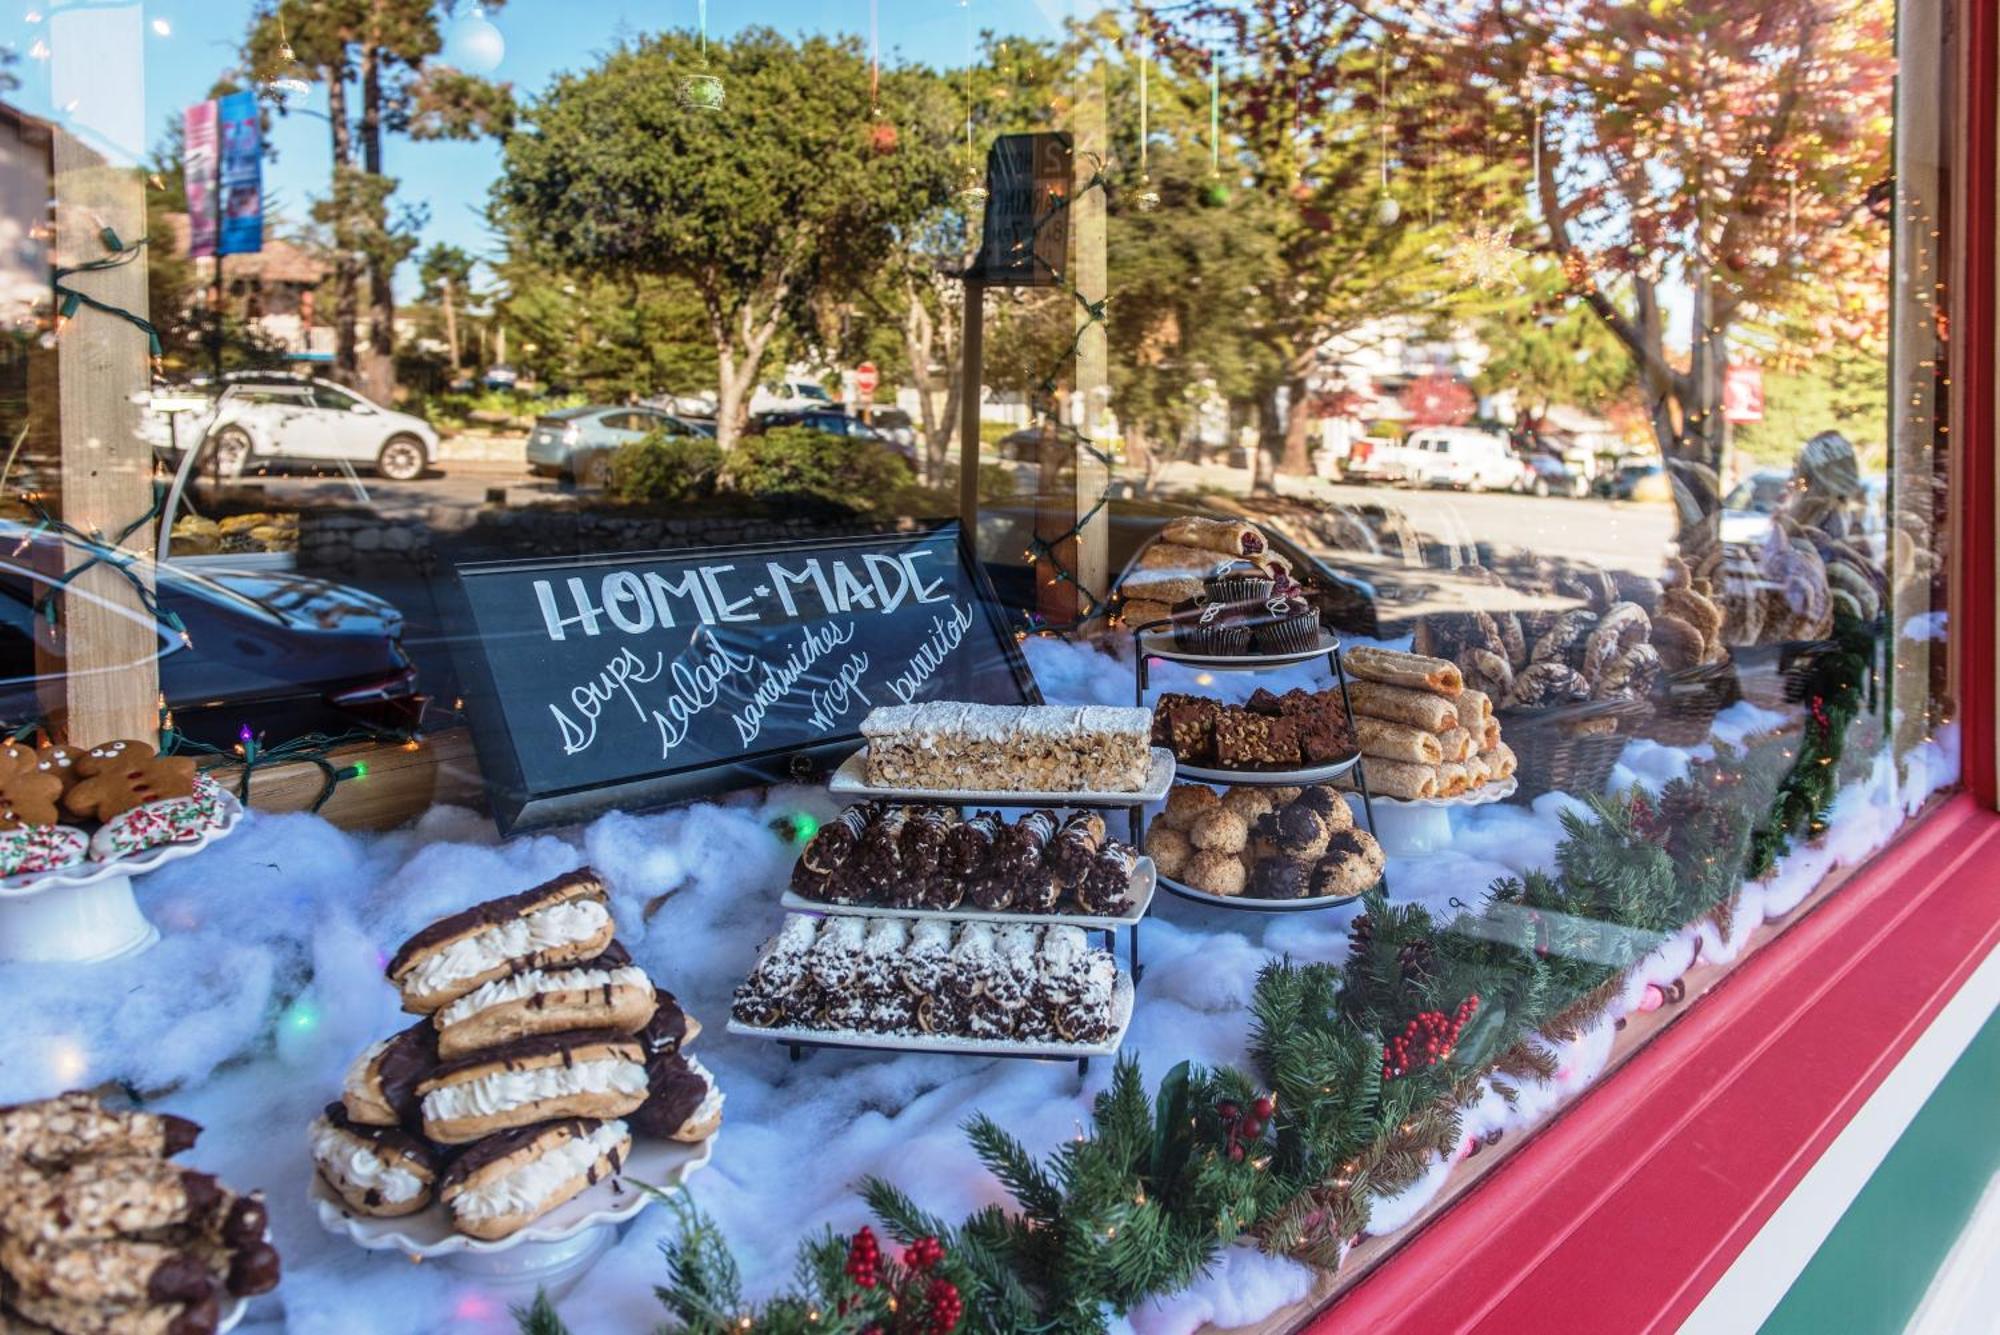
[0,1091,200,1169]
[856,806,910,883]
[4,1287,221,1335]
[994,809,1057,876]
[416,1029,648,1145]
[1013,863,1063,913]
[340,1020,439,1129]
[921,874,965,912]
[9,1159,229,1242]
[437,1117,631,1242]
[1049,812,1107,886]
[388,868,613,1013]
[898,806,958,879]
[0,1233,216,1308]
[1074,845,1137,915]
[798,804,873,877]
[629,1051,724,1141]
[901,921,953,997]
[1246,858,1311,900]
[310,1102,439,1218]
[945,812,1003,878]
[732,916,818,1027]
[636,992,701,1057]
[965,874,1016,912]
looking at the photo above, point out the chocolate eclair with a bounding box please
[636,993,701,1058]
[431,940,657,1059]
[387,869,616,1013]
[310,1102,440,1218]
[340,1020,439,1129]
[416,1029,648,1145]
[438,1117,632,1241]
[627,1051,724,1142]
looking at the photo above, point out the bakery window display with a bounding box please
[0,740,245,966]
[1114,516,1297,630]
[857,703,1158,796]
[727,914,1134,1071]
[1146,782,1385,907]
[0,1090,281,1334]
[310,868,719,1266]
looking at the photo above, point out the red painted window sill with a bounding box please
[1311,791,2000,1334]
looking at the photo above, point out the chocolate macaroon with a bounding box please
[416,1029,648,1145]
[438,1118,632,1242]
[388,869,616,1013]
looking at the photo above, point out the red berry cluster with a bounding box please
[1380,996,1480,1080]
[846,1226,882,1289]
[1215,1094,1277,1162]
[925,1278,964,1334]
[903,1235,944,1272]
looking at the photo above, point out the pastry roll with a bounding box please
[1486,741,1518,780]
[1160,517,1266,558]
[1482,718,1503,752]
[1436,762,1469,796]
[1344,647,1464,695]
[1458,687,1494,727]
[1346,681,1458,732]
[1355,717,1445,766]
[1353,758,1438,801]
[1121,598,1175,628]
[1436,727,1476,763]
[1135,539,1224,572]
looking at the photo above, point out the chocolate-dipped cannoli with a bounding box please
[965,874,1015,912]
[1074,845,1138,915]
[856,806,911,884]
[730,915,819,1027]
[798,804,873,878]
[901,920,954,1004]
[945,811,1003,878]
[1049,812,1108,886]
[921,874,966,912]
[898,806,958,880]
[1053,953,1119,1044]
[0,1092,200,1170]
[954,924,1019,1039]
[995,926,1050,1039]
[994,810,1057,877]
[1013,863,1064,913]
[852,919,912,1028]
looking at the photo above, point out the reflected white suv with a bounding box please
[162,376,441,482]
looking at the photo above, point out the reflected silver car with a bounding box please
[526,406,716,488]
[154,375,441,481]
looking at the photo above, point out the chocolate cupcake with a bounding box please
[1203,558,1276,607]
[1176,597,1253,656]
[1251,592,1322,654]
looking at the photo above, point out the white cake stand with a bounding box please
[1359,778,1517,858]
[0,788,244,964]
[312,1133,714,1298]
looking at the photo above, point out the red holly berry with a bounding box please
[1240,1116,1264,1138]
[1252,1095,1275,1120]
[1228,1142,1245,1163]
[905,1235,944,1272]
[926,1278,963,1333]
[1216,1100,1241,1122]
[845,1226,882,1289]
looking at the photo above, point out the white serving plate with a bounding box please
[1365,776,1518,809]
[311,1132,714,1260]
[1173,751,1361,786]
[1135,627,1341,669]
[727,973,1135,1061]
[1156,869,1379,913]
[781,858,1155,931]
[0,785,245,896]
[829,747,1176,806]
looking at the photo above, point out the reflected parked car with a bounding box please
[1405,427,1521,491]
[1598,458,1665,500]
[1719,469,1794,544]
[526,406,717,488]
[1515,452,1591,498]
[749,408,916,464]
[152,375,441,482]
[0,524,424,746]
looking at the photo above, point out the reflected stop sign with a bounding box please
[854,362,879,398]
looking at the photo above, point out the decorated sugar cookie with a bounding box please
[0,822,88,878]
[87,777,230,862]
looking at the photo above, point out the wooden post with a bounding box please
[1068,55,1112,616]
[958,279,985,532]
[46,126,160,746]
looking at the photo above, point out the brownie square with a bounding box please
[1164,702,1219,763]
[1277,687,1320,716]
[1297,714,1354,765]
[1212,712,1270,768]
[1246,687,1286,716]
[1263,717,1304,766]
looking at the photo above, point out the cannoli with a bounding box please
[966,873,1016,912]
[1354,717,1445,766]
[994,810,1057,876]
[431,942,656,1059]
[388,869,615,1013]
[1159,516,1266,558]
[438,1118,632,1242]
[1352,757,1438,801]
[1074,846,1137,915]
[898,806,958,874]
[921,874,966,912]
[0,1093,199,1170]
[416,1031,648,1145]
[730,916,818,1028]
[340,1021,439,1129]
[798,804,872,878]
[993,927,1048,1040]
[628,1052,724,1142]
[945,812,1003,878]
[1013,864,1064,913]
[309,1103,438,1218]
[1345,681,1458,732]
[1343,647,1464,695]
[1049,812,1108,886]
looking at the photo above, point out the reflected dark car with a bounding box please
[749,409,917,464]
[1598,461,1664,500]
[0,525,424,746]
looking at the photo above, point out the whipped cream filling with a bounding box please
[341,1038,389,1108]
[403,899,611,997]
[436,963,651,1031]
[311,1118,426,1205]
[450,1120,630,1223]
[683,1055,725,1126]
[423,1056,647,1124]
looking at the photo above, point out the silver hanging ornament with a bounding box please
[1373,192,1401,226]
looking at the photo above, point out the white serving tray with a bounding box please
[1364,776,1518,809]
[1173,751,1361,786]
[1135,627,1341,669]
[1156,870,1378,913]
[727,973,1135,1061]
[311,1132,714,1258]
[829,748,1176,806]
[0,785,244,895]
[781,857,1156,931]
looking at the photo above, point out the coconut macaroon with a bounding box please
[431,941,657,1059]
[438,1118,632,1241]
[339,1020,438,1128]
[309,1103,439,1218]
[416,1030,648,1145]
[387,869,617,1013]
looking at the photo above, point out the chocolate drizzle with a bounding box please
[368,1021,441,1128]
[387,868,606,979]
[438,1117,605,1194]
[627,1052,709,1139]
[421,1028,642,1087]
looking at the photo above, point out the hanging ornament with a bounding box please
[1374,194,1402,227]
[1134,21,1160,213]
[1447,218,1523,289]
[1201,45,1229,208]
[264,12,312,102]
[443,2,505,74]
[677,0,724,111]
[869,113,900,156]
[863,0,896,153]
[1372,46,1398,226]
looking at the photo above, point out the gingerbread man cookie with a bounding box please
[0,741,64,830]
[63,741,197,823]
[35,742,85,795]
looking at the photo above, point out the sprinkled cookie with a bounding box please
[0,822,87,878]
[87,777,228,862]
[64,744,198,823]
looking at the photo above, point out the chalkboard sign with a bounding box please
[444,524,1039,832]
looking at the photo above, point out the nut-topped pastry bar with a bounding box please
[860,703,1154,793]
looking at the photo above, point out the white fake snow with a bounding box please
[0,635,1958,1333]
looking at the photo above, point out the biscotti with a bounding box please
[861,703,1153,793]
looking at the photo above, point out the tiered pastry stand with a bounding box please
[311,1135,714,1297]
[1134,624,1389,910]
[0,788,245,963]
[1367,777,1518,858]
